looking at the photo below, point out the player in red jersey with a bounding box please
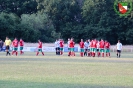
[92,39,97,57]
[19,38,24,55]
[36,40,44,56]
[79,39,84,57]
[69,38,75,56]
[99,39,105,57]
[96,40,100,57]
[60,39,64,55]
[105,40,111,57]
[12,38,19,56]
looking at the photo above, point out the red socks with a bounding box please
[88,53,90,57]
[16,52,18,56]
[98,52,100,57]
[68,52,71,56]
[12,51,15,55]
[80,52,83,57]
[102,53,104,57]
[42,52,44,56]
[36,52,39,56]
[36,52,44,56]
[60,51,63,55]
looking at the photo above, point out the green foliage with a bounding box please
[0,12,19,40]
[0,0,37,16]
[20,13,60,42]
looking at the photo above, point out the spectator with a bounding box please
[0,39,4,51]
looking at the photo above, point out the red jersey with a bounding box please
[19,40,24,46]
[38,42,42,48]
[105,42,110,49]
[60,40,64,47]
[90,40,93,47]
[99,40,105,48]
[12,39,19,47]
[79,42,84,48]
[92,40,97,48]
[69,40,74,48]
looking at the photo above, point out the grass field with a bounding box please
[0,52,133,88]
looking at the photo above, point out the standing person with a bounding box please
[73,40,76,56]
[116,40,122,58]
[96,40,100,57]
[54,39,58,55]
[4,37,11,56]
[12,38,19,56]
[87,39,91,57]
[36,40,44,56]
[99,39,105,57]
[69,38,75,56]
[92,39,97,57]
[60,39,64,55]
[0,39,4,51]
[67,38,71,56]
[57,39,60,55]
[105,40,111,57]
[79,39,84,57]
[89,39,93,57]
[19,38,24,55]
[84,40,89,56]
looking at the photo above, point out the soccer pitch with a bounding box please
[0,52,133,88]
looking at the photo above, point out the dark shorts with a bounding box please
[85,49,88,52]
[117,50,121,53]
[97,49,99,52]
[56,47,60,51]
[6,46,10,50]
[55,48,58,51]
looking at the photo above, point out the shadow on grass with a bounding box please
[0,80,132,88]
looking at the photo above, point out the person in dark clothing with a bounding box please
[0,39,4,51]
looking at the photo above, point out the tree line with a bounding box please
[0,0,133,44]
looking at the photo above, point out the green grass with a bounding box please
[0,52,133,88]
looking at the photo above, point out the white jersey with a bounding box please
[116,43,122,50]
[88,42,90,49]
[55,41,60,48]
[84,42,89,49]
[67,41,70,48]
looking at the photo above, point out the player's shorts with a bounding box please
[13,47,18,51]
[80,48,84,52]
[97,49,100,52]
[117,50,121,53]
[70,48,74,52]
[20,46,23,50]
[60,47,63,51]
[88,49,90,52]
[100,49,104,53]
[105,49,110,53]
[92,48,97,52]
[90,48,92,52]
[68,48,70,51]
[6,46,10,50]
[38,48,42,52]
[55,47,58,51]
[85,49,88,52]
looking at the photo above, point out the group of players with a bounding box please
[54,38,111,57]
[4,37,24,56]
[79,39,111,57]
[4,37,44,56]
[4,36,122,58]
